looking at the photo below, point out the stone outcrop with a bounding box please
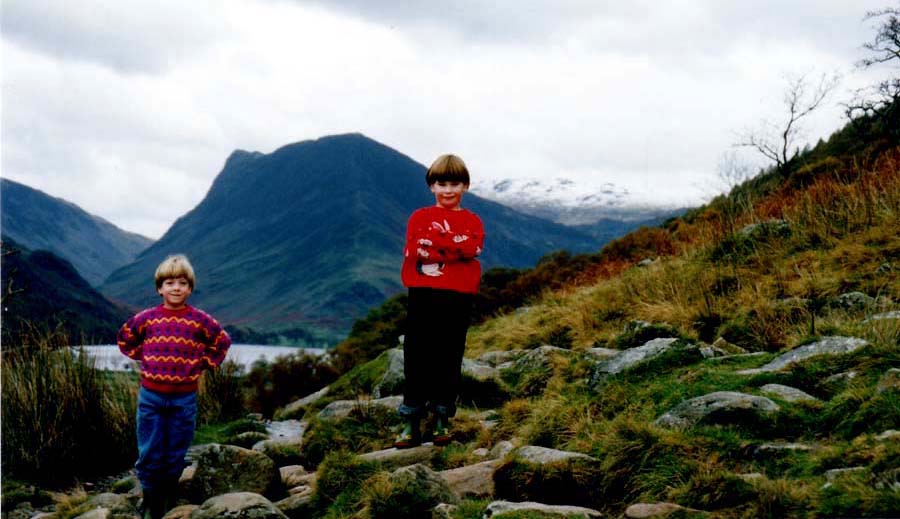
[483,500,603,518]
[191,493,287,519]
[508,346,575,376]
[477,349,527,368]
[737,337,868,374]
[830,291,874,312]
[877,368,900,393]
[655,391,780,429]
[181,444,280,503]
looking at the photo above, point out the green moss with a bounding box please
[311,451,381,518]
[324,350,391,402]
[300,405,400,469]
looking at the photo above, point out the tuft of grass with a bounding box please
[300,404,400,469]
[1,331,137,485]
[311,450,381,518]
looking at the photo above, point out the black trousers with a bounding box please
[399,287,473,419]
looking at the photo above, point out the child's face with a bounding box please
[430,181,467,210]
[158,277,192,309]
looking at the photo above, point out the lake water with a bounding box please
[75,344,326,372]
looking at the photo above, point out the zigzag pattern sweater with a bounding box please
[117,304,231,394]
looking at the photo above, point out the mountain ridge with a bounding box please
[0,178,154,286]
[100,133,603,341]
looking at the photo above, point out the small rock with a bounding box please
[712,337,747,354]
[439,460,502,498]
[273,492,314,518]
[389,464,459,508]
[73,509,109,519]
[738,473,765,482]
[825,467,867,482]
[483,500,603,518]
[655,391,779,429]
[279,465,308,488]
[472,448,490,458]
[754,442,815,457]
[513,445,597,464]
[637,258,655,267]
[590,338,684,389]
[865,310,900,322]
[490,441,515,459]
[738,219,789,237]
[876,430,900,441]
[161,504,197,519]
[585,347,619,360]
[360,443,437,471]
[877,368,900,393]
[830,292,875,312]
[477,350,527,367]
[625,502,700,518]
[192,493,287,519]
[760,384,819,403]
[461,358,501,382]
[432,503,458,519]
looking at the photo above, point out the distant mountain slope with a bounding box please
[1,179,153,286]
[100,133,599,340]
[1,239,129,344]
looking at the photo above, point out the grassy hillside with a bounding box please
[282,110,899,518]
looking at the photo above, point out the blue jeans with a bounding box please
[135,387,197,491]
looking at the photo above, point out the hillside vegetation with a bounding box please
[273,102,899,518]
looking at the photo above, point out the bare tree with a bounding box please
[738,72,840,175]
[846,5,900,120]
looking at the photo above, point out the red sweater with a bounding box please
[401,206,484,294]
[117,304,231,394]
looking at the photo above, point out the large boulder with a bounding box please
[192,493,287,519]
[182,444,280,503]
[655,391,780,429]
[483,500,603,518]
[737,337,868,374]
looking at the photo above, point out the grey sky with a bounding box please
[1,0,889,238]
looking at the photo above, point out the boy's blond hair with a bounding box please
[155,254,196,289]
[425,154,470,186]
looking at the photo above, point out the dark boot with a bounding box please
[393,417,421,449]
[140,487,164,519]
[433,413,452,446]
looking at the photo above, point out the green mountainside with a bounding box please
[100,133,601,342]
[0,179,153,287]
[1,239,129,345]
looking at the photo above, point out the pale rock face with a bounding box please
[317,395,403,420]
[760,384,819,403]
[513,445,597,465]
[737,336,869,374]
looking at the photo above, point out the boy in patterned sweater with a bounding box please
[395,154,485,448]
[118,254,231,519]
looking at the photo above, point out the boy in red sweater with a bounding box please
[118,255,231,519]
[395,154,485,448]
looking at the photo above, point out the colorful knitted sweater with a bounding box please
[401,206,485,294]
[117,304,231,394]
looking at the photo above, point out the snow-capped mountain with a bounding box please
[470,177,679,226]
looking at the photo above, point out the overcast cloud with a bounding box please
[1,0,890,238]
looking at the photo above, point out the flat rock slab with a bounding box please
[589,338,685,389]
[866,310,900,322]
[737,336,868,374]
[359,443,437,470]
[483,500,603,518]
[655,391,780,429]
[513,445,597,464]
[760,384,819,403]
[317,395,403,420]
[253,420,306,453]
